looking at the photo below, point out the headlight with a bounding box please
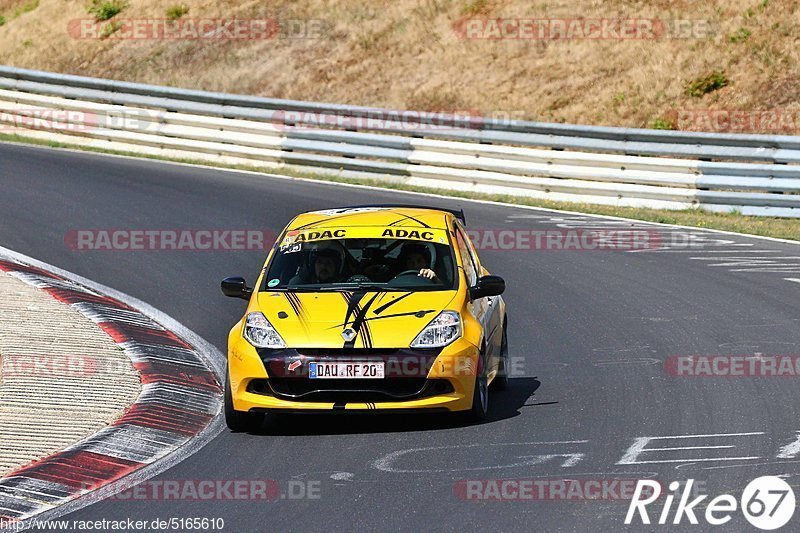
[243,312,286,349]
[410,311,461,348]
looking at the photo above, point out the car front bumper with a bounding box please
[228,339,480,413]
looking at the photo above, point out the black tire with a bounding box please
[224,367,264,432]
[465,356,490,422]
[492,321,509,391]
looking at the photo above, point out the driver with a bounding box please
[397,242,439,281]
[289,247,343,285]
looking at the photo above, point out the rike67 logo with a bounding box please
[625,477,795,530]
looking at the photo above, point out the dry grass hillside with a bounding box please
[0,0,799,132]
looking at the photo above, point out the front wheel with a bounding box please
[224,367,264,432]
[465,360,489,422]
[492,322,509,391]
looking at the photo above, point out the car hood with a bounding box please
[256,290,458,348]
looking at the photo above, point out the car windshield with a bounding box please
[263,235,457,292]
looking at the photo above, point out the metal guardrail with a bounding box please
[0,66,798,217]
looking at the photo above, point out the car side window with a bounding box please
[454,225,478,287]
[457,223,482,274]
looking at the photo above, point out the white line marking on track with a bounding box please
[372,441,589,473]
[691,256,800,262]
[634,250,783,254]
[593,359,660,367]
[621,457,761,465]
[697,461,800,471]
[777,432,800,459]
[730,268,800,272]
[653,446,734,451]
[635,432,765,440]
[617,432,765,465]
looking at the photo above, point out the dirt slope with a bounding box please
[0,0,798,132]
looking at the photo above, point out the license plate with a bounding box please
[309,362,384,379]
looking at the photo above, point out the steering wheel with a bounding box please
[392,269,422,279]
[347,274,372,283]
[389,269,435,287]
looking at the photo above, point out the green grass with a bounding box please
[461,0,490,16]
[729,27,752,43]
[12,0,39,18]
[686,71,730,98]
[165,4,189,21]
[650,117,675,130]
[87,0,127,21]
[100,20,122,38]
[0,16,5,26]
[0,131,796,241]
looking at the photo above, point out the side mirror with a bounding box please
[221,276,253,300]
[469,275,505,300]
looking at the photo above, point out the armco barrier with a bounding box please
[0,66,798,217]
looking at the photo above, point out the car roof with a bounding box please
[287,206,458,231]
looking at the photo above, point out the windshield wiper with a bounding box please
[270,284,444,293]
[272,285,413,293]
[351,285,411,293]
[299,284,412,293]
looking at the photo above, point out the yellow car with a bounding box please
[221,205,507,431]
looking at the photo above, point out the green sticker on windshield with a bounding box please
[268,278,280,287]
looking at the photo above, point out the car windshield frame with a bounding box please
[259,229,459,293]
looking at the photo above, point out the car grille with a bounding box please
[256,347,442,378]
[248,378,454,403]
[295,349,402,357]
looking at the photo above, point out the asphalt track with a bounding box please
[1,142,799,532]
